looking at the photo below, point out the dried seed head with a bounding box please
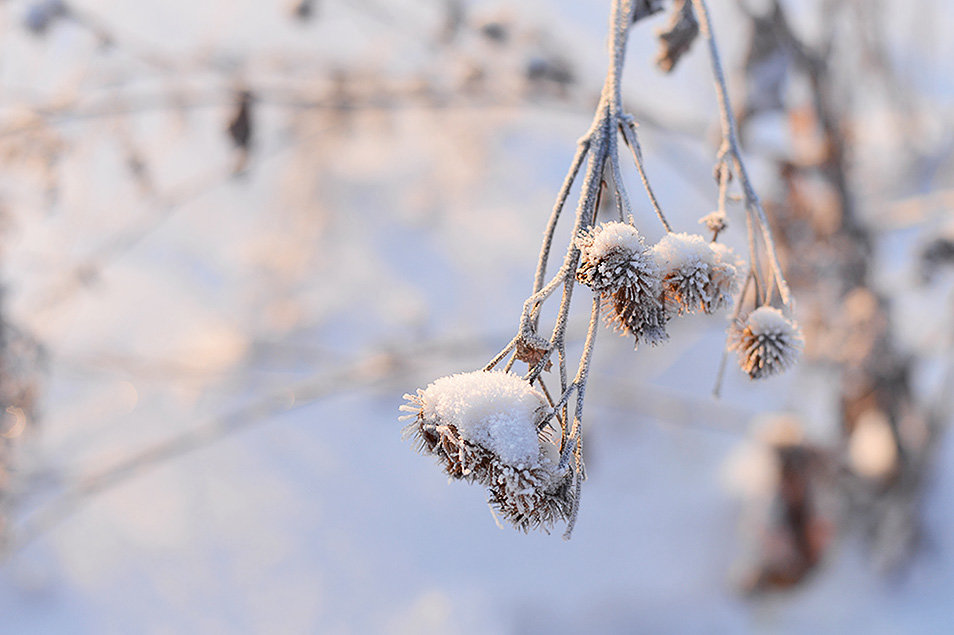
[515,332,552,372]
[709,242,744,311]
[699,210,727,236]
[603,285,670,348]
[488,461,573,532]
[731,307,804,379]
[652,232,741,315]
[400,370,551,484]
[576,222,668,347]
[576,221,655,294]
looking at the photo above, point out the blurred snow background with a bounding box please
[0,0,953,632]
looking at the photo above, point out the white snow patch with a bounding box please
[419,371,546,467]
[580,221,645,259]
[710,241,743,270]
[747,306,796,335]
[651,232,714,270]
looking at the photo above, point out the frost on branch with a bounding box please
[730,307,804,379]
[652,232,741,315]
[401,371,573,532]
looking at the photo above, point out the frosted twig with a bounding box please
[691,0,792,307]
[532,138,592,297]
[619,116,673,232]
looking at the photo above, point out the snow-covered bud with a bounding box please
[730,307,804,379]
[652,232,741,315]
[699,210,727,236]
[576,221,668,347]
[400,370,572,531]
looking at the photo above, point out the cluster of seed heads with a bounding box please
[576,222,742,347]
[402,0,805,537]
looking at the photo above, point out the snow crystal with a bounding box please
[578,221,644,260]
[651,232,714,270]
[418,371,546,467]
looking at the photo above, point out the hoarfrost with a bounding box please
[651,231,714,270]
[418,371,547,467]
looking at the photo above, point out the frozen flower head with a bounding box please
[401,370,573,531]
[709,242,744,311]
[603,285,670,348]
[489,461,573,532]
[401,370,551,481]
[652,232,741,315]
[576,221,656,294]
[575,221,668,347]
[730,307,804,379]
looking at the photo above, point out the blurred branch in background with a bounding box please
[729,0,954,589]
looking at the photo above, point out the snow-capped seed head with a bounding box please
[699,210,727,236]
[576,221,655,294]
[575,222,668,346]
[708,242,744,312]
[652,232,741,315]
[488,461,573,532]
[400,370,551,484]
[730,307,804,379]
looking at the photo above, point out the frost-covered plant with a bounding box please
[576,221,669,348]
[403,0,802,538]
[401,371,573,531]
[652,232,741,315]
[730,307,804,379]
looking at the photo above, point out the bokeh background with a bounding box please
[1,0,954,632]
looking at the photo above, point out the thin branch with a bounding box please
[692,0,792,307]
[619,117,673,232]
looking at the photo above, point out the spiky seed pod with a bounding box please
[400,370,552,485]
[603,284,671,348]
[576,221,654,294]
[576,221,668,347]
[652,232,741,315]
[730,307,804,379]
[708,242,743,312]
[488,461,573,532]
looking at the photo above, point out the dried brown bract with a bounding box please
[731,307,804,379]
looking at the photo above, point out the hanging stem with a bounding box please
[692,0,792,307]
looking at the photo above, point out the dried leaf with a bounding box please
[655,0,699,73]
[632,0,665,23]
